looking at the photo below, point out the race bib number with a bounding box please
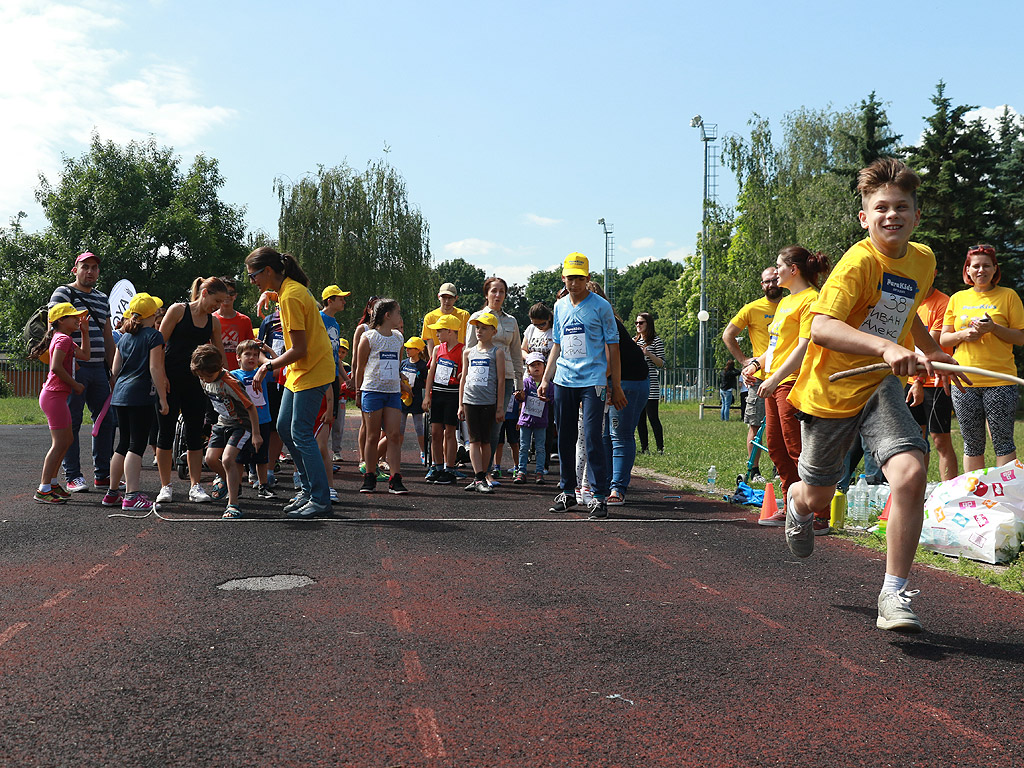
[523,393,545,417]
[379,350,398,379]
[505,390,515,416]
[403,369,417,387]
[562,321,587,360]
[434,358,456,386]
[467,358,489,386]
[245,381,266,408]
[212,397,230,418]
[858,273,917,342]
[271,337,285,356]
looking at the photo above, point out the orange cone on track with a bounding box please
[758,482,785,526]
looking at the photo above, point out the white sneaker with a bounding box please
[156,485,173,503]
[189,484,212,503]
[329,488,340,504]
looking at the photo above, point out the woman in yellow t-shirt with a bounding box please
[249,247,336,518]
[940,244,1024,471]
[742,246,830,527]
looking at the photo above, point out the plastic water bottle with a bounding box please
[707,465,717,487]
[848,474,869,531]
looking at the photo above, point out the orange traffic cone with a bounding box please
[758,482,783,526]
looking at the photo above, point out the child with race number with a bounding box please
[105,293,170,512]
[783,158,967,633]
[231,339,275,499]
[31,303,91,504]
[422,314,464,485]
[399,336,429,463]
[458,312,505,493]
[514,352,550,484]
[355,299,411,494]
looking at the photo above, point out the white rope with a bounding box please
[107,509,748,524]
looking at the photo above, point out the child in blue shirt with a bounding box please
[231,339,274,499]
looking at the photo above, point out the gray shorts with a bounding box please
[797,375,927,488]
[743,389,765,426]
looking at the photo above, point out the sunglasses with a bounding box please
[246,266,267,282]
[636,320,646,325]
[967,245,996,257]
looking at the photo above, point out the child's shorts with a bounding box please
[237,421,272,465]
[209,423,252,452]
[429,390,460,427]
[465,403,496,443]
[39,388,72,430]
[361,390,402,413]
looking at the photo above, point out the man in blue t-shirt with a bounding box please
[538,252,627,519]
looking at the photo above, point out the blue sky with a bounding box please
[2,0,1021,287]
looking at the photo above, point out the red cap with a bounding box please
[75,251,99,265]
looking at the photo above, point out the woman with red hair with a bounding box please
[940,244,1024,471]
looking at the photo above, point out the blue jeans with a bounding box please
[278,384,330,508]
[517,424,546,474]
[63,362,114,481]
[553,382,609,499]
[720,388,734,420]
[601,379,649,494]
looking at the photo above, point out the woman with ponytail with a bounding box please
[742,246,831,530]
[154,276,228,505]
[249,247,336,518]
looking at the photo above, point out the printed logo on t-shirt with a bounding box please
[859,273,917,342]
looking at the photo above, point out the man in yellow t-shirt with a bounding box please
[723,266,782,478]
[421,282,470,355]
[783,158,963,635]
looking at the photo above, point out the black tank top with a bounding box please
[165,303,213,371]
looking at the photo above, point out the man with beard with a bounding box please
[723,266,782,480]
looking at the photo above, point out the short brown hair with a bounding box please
[190,343,223,376]
[235,339,261,358]
[857,158,921,208]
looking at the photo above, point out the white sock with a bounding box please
[39,483,51,493]
[788,495,813,523]
[881,573,908,594]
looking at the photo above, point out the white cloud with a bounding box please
[0,1,234,224]
[443,238,505,258]
[665,248,692,262]
[631,237,656,249]
[965,105,1020,136]
[524,213,562,227]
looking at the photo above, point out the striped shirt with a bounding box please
[49,284,109,364]
[637,335,665,400]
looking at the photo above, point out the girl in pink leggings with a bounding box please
[31,303,92,504]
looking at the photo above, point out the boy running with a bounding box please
[784,158,965,632]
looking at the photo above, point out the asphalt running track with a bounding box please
[1,424,1023,768]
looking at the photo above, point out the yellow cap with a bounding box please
[48,302,88,323]
[428,314,462,331]
[562,252,589,278]
[127,292,163,319]
[404,336,425,350]
[469,311,499,329]
[321,284,351,301]
[339,337,350,350]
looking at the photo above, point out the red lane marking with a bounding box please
[0,622,29,647]
[113,544,131,557]
[381,556,394,572]
[645,554,673,570]
[393,609,411,633]
[687,578,723,596]
[412,706,447,759]
[136,529,152,539]
[403,650,427,683]
[80,563,108,580]
[911,702,1000,750]
[806,645,878,678]
[736,605,785,630]
[12,493,30,501]
[39,589,74,609]
[611,537,636,550]
[386,579,402,599]
[591,525,605,532]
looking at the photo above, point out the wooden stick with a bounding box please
[829,361,1024,387]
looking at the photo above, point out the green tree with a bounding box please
[0,223,62,349]
[612,259,685,323]
[433,258,486,313]
[986,108,1024,282]
[276,160,433,333]
[525,267,565,309]
[36,133,248,304]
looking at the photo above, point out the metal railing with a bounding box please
[658,366,728,404]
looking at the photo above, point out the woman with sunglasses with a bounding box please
[940,244,1024,471]
[633,312,665,454]
[249,247,336,518]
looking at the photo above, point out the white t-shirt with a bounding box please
[523,323,553,357]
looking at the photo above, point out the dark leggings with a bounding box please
[156,374,208,451]
[636,398,664,452]
[115,404,155,457]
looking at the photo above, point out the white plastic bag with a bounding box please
[920,460,1024,564]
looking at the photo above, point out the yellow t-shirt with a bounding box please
[916,289,951,387]
[764,287,817,384]
[277,277,336,392]
[420,307,470,345]
[788,238,935,419]
[943,286,1024,387]
[729,296,778,380]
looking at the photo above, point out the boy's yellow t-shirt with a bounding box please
[277,277,336,392]
[729,296,777,380]
[764,286,818,384]
[788,238,935,419]
[943,286,1024,387]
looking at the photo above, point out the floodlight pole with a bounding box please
[597,218,613,299]
[691,115,716,415]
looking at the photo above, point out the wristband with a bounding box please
[749,359,761,371]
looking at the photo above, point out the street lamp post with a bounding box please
[691,115,716,417]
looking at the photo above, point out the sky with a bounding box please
[2,0,1022,288]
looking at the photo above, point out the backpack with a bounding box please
[22,305,51,360]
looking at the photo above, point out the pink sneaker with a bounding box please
[121,493,153,512]
[101,490,123,507]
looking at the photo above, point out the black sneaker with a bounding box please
[548,492,578,513]
[424,466,440,483]
[587,497,608,519]
[359,475,376,494]
[434,470,455,485]
[456,446,470,466]
[256,484,275,499]
[388,473,409,495]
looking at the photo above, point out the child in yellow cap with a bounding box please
[400,336,429,463]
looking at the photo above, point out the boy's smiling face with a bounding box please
[859,184,921,257]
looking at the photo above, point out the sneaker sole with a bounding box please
[758,519,786,527]
[34,497,67,504]
[876,615,923,633]
[389,488,409,495]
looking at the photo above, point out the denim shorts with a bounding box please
[361,390,402,413]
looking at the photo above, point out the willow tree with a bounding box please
[275,160,433,331]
